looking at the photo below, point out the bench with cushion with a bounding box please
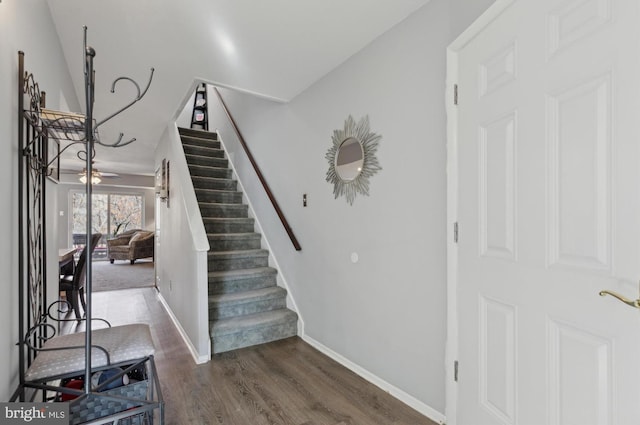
[22,323,163,424]
[25,324,155,382]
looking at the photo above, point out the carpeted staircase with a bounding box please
[178,127,298,354]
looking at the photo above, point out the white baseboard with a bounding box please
[302,335,446,425]
[157,291,210,364]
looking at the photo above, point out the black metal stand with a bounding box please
[12,28,162,424]
[190,82,208,130]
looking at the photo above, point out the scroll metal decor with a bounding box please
[15,27,154,402]
[325,115,382,205]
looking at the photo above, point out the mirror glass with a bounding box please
[335,137,364,181]
[326,115,382,205]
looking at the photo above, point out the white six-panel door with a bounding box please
[449,0,640,424]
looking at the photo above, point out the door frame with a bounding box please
[445,2,515,424]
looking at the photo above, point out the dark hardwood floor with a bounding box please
[66,288,437,425]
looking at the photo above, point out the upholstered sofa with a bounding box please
[106,229,154,264]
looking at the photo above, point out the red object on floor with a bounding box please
[61,379,84,401]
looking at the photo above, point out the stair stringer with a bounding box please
[213,130,304,337]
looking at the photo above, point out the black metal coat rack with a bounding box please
[15,26,154,400]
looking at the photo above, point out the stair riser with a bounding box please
[209,274,277,295]
[209,238,261,251]
[211,320,297,354]
[188,165,232,179]
[210,297,286,320]
[183,144,224,157]
[191,177,237,191]
[200,204,248,218]
[204,220,255,234]
[209,256,268,271]
[196,191,242,204]
[186,155,228,168]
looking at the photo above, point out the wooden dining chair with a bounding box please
[59,233,102,320]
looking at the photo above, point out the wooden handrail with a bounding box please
[213,87,301,251]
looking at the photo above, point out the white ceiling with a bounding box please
[46,0,431,176]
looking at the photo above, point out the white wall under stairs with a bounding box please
[154,123,211,363]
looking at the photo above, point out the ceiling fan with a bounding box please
[60,161,120,184]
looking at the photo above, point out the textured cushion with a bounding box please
[25,324,155,382]
[128,232,144,244]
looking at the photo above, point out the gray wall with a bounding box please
[213,0,451,413]
[0,0,81,401]
[449,0,497,38]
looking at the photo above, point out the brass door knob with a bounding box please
[599,281,640,309]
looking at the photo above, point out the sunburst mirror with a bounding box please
[325,115,382,205]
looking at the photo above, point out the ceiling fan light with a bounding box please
[79,168,102,185]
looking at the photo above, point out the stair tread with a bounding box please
[195,191,239,197]
[208,232,260,240]
[178,127,218,140]
[209,286,286,304]
[211,309,298,336]
[186,153,226,160]
[189,164,228,171]
[191,175,236,183]
[209,249,268,258]
[195,187,241,194]
[203,217,254,222]
[181,138,218,146]
[187,162,226,168]
[184,150,223,159]
[181,137,219,146]
[186,157,228,168]
[183,143,222,151]
[199,200,246,206]
[193,186,237,192]
[196,189,243,203]
[180,133,219,143]
[209,266,277,280]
